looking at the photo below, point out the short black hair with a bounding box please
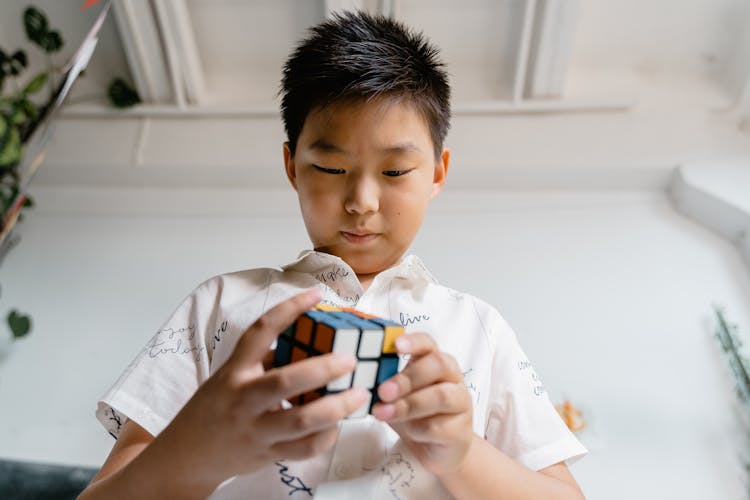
[280,10,451,159]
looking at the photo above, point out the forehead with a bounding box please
[298,97,434,155]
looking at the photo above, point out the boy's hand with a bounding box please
[157,289,369,494]
[372,333,474,476]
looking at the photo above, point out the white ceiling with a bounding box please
[0,0,748,190]
[1,0,748,109]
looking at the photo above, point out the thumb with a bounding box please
[230,288,321,367]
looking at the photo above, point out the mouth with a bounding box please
[341,231,379,244]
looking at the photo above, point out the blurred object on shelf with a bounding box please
[556,399,587,433]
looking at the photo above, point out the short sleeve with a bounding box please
[484,310,587,471]
[95,278,218,439]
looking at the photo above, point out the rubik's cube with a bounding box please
[273,304,404,418]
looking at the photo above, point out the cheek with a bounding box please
[299,181,332,209]
[386,192,427,229]
[298,186,341,236]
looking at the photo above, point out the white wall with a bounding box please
[0,185,749,500]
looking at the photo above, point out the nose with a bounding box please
[344,173,379,215]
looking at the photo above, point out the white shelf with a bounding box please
[60,95,633,118]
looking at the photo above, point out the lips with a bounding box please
[341,230,379,243]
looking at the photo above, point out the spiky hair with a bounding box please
[280,10,451,158]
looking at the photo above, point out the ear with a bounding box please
[430,147,450,200]
[283,142,298,192]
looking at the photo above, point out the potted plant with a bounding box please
[713,305,750,496]
[0,6,64,342]
[0,4,139,344]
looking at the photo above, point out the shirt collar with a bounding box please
[281,250,438,288]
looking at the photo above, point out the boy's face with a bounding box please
[284,98,450,279]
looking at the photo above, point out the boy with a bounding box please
[79,11,586,499]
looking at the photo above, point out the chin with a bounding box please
[347,251,401,276]
[314,241,404,275]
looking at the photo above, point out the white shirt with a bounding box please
[96,250,587,499]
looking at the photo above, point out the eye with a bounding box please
[313,165,345,174]
[382,169,412,177]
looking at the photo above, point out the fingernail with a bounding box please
[372,403,395,421]
[378,381,398,401]
[395,336,410,351]
[306,288,321,302]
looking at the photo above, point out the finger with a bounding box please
[230,288,321,367]
[258,387,370,442]
[262,347,275,372]
[270,426,340,461]
[372,382,470,422]
[247,352,357,412]
[400,413,469,444]
[377,351,462,403]
[395,332,438,359]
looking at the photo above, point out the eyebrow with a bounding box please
[310,139,345,154]
[309,139,422,155]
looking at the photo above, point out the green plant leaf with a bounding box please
[0,114,7,146]
[11,50,27,70]
[18,98,37,122]
[41,31,63,53]
[108,78,141,109]
[0,123,21,168]
[0,113,12,160]
[0,193,10,214]
[10,107,27,126]
[1,50,28,77]
[24,7,49,47]
[23,72,47,95]
[7,310,31,339]
[0,189,12,213]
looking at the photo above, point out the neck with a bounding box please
[356,272,378,292]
